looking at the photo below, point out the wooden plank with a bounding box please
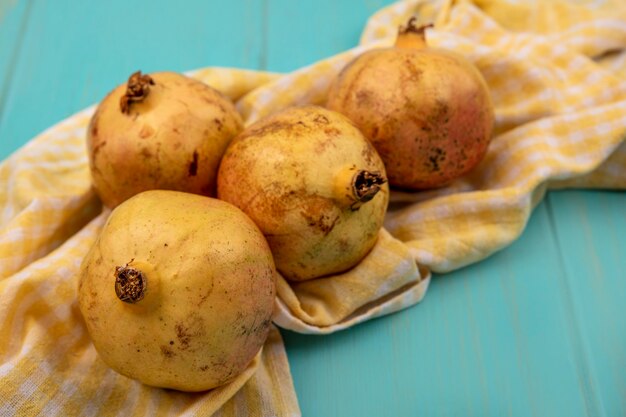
[265,0,394,72]
[0,0,30,77]
[282,203,600,417]
[0,0,31,136]
[547,190,626,417]
[0,0,264,160]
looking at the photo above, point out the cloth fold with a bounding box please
[273,229,429,332]
[1,0,625,415]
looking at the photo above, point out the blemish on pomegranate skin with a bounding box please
[314,114,329,124]
[175,323,191,349]
[92,141,107,160]
[338,239,350,252]
[160,345,175,358]
[139,124,154,139]
[361,144,378,166]
[188,151,199,176]
[428,147,446,172]
[356,90,372,106]
[404,58,423,82]
[247,120,292,138]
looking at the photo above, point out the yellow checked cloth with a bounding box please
[1,0,626,415]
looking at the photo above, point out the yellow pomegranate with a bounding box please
[87,71,243,208]
[78,190,276,392]
[217,106,389,281]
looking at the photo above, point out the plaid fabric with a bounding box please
[1,0,625,415]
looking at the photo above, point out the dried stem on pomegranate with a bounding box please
[120,71,155,114]
[350,170,386,211]
[115,263,146,303]
[398,17,433,36]
[396,18,433,49]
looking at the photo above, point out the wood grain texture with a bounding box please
[265,0,392,72]
[547,191,626,417]
[0,0,30,76]
[0,0,31,142]
[0,1,624,416]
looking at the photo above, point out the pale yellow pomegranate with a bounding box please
[87,71,243,208]
[78,190,276,392]
[327,19,494,189]
[217,106,389,281]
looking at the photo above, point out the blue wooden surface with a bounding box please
[1,1,624,416]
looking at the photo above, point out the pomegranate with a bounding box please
[87,71,243,208]
[327,19,494,189]
[217,106,388,281]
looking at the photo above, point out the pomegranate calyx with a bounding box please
[115,262,146,303]
[396,18,432,49]
[399,18,433,36]
[351,170,386,211]
[120,71,155,114]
